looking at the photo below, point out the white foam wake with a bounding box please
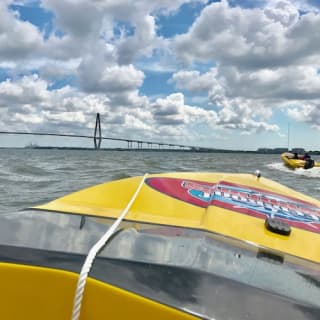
[267,162,320,178]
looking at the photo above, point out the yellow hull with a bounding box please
[281,152,320,169]
[36,172,320,263]
[0,263,198,320]
[1,172,319,319]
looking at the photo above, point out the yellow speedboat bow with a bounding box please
[0,172,319,319]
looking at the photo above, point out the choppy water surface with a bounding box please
[1,149,320,213]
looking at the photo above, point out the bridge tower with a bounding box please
[94,113,102,149]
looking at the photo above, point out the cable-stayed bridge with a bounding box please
[0,113,213,151]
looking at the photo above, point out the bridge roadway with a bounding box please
[0,131,212,151]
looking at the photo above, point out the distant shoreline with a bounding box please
[1,146,320,154]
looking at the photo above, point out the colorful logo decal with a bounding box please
[146,177,320,233]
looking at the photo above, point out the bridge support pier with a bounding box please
[94,113,102,150]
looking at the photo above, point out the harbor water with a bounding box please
[1,149,320,213]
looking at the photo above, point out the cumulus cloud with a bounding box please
[0,74,99,132]
[0,2,43,60]
[0,75,49,106]
[174,0,320,69]
[170,69,219,93]
[41,0,202,64]
[38,60,79,82]
[78,59,144,94]
[117,15,157,64]
[288,103,320,129]
[2,0,320,148]
[170,0,320,136]
[214,65,320,100]
[151,93,217,127]
[0,72,215,145]
[42,0,102,38]
[170,67,280,133]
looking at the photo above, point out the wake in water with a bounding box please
[267,162,320,178]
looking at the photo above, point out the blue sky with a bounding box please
[1,0,320,150]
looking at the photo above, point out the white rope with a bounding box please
[71,173,148,320]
